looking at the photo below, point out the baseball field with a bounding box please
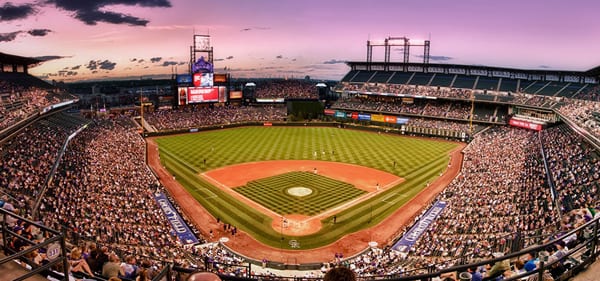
[152,126,459,252]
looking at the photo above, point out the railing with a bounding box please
[0,208,70,281]
[168,214,600,281]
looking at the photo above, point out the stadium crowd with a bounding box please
[144,105,286,131]
[0,80,74,131]
[332,97,498,123]
[556,99,600,139]
[338,83,473,100]
[254,79,318,99]
[1,81,599,281]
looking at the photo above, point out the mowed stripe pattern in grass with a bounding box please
[155,126,459,249]
[234,171,366,216]
[155,127,455,176]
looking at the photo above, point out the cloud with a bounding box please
[0,31,22,42]
[98,60,116,70]
[71,65,81,70]
[46,0,172,26]
[138,59,145,63]
[0,3,37,21]
[27,29,52,36]
[214,58,224,62]
[276,55,283,59]
[240,26,270,32]
[58,70,78,76]
[226,56,234,60]
[178,61,185,65]
[322,59,345,65]
[161,61,177,67]
[86,59,116,71]
[150,57,162,63]
[538,65,551,69]
[34,55,69,61]
[415,55,453,61]
[130,58,137,62]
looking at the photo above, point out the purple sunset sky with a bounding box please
[1,0,599,81]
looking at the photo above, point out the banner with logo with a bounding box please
[391,201,447,252]
[154,193,199,244]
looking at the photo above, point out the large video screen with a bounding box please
[193,72,213,87]
[187,87,219,103]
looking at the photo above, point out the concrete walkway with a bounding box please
[0,253,48,281]
[571,259,600,281]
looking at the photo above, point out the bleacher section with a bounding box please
[368,71,394,83]
[408,73,434,86]
[450,75,476,89]
[429,73,455,87]
[474,77,498,91]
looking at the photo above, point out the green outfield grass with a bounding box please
[235,171,366,216]
[155,126,459,249]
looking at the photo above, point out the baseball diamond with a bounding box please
[149,126,461,261]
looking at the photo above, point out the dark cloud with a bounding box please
[161,61,177,67]
[0,31,22,42]
[87,60,98,70]
[292,58,297,62]
[28,29,52,36]
[130,58,137,62]
[415,55,453,61]
[0,3,37,21]
[150,57,162,63]
[178,61,185,65]
[276,55,283,59]
[34,55,68,61]
[98,60,116,70]
[138,59,145,63]
[322,59,345,65]
[86,59,116,71]
[226,56,234,60]
[71,65,81,70]
[46,0,172,26]
[58,70,78,76]
[214,58,224,62]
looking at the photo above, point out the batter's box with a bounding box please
[381,192,408,204]
[199,188,218,200]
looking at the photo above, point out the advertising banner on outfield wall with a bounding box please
[384,115,397,123]
[324,109,335,116]
[154,193,199,244]
[335,111,346,118]
[391,201,447,252]
[358,113,371,121]
[396,118,409,124]
[371,114,385,122]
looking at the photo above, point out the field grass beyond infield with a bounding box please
[155,126,459,249]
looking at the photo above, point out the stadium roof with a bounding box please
[346,61,600,78]
[585,65,600,77]
[0,52,41,66]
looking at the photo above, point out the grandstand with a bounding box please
[1,46,600,281]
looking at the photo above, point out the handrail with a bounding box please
[0,208,70,281]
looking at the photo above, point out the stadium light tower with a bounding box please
[366,36,430,71]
